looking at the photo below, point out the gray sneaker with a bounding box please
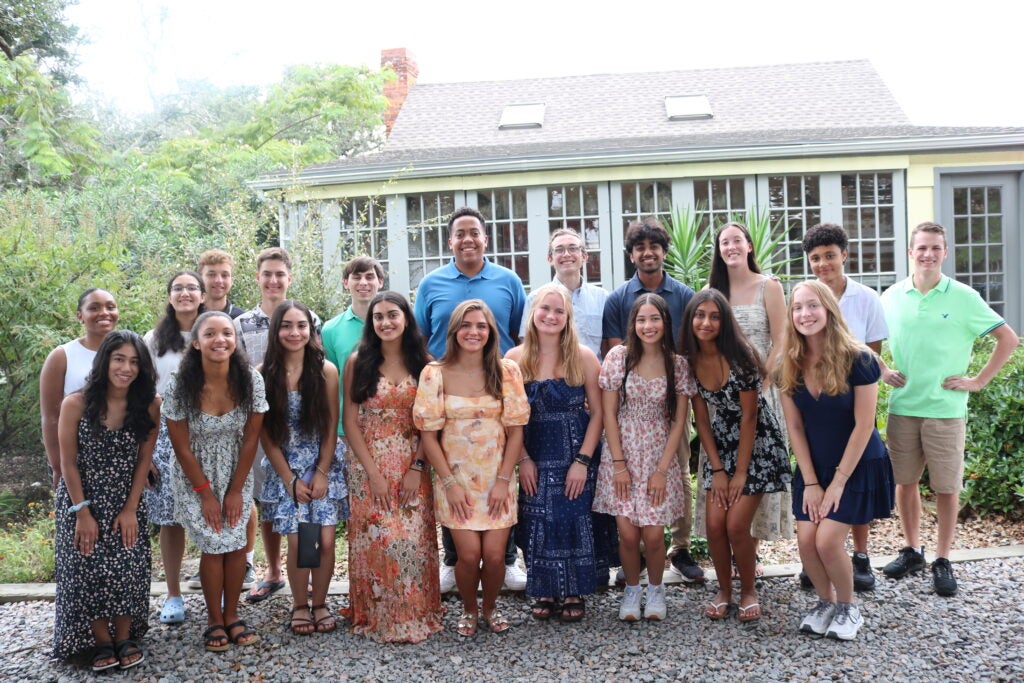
[186,573,202,589]
[241,563,256,590]
[826,602,863,640]
[799,599,836,636]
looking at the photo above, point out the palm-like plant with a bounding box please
[664,204,713,289]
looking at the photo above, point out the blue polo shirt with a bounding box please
[414,258,527,359]
[602,271,696,345]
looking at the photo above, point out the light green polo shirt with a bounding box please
[881,275,1005,418]
[321,306,365,436]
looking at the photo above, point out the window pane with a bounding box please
[859,174,876,204]
[987,187,1001,213]
[953,188,967,215]
[987,216,1002,242]
[621,183,637,213]
[842,174,857,205]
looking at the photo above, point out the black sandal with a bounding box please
[530,598,559,620]
[560,597,585,623]
[202,625,230,652]
[114,639,144,670]
[91,642,118,672]
[226,620,260,646]
[290,606,315,636]
[312,604,337,633]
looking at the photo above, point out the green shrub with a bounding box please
[0,502,55,583]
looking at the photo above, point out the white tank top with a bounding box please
[61,339,97,396]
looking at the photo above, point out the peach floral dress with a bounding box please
[345,375,443,643]
[413,360,530,530]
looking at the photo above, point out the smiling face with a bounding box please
[277,306,311,353]
[634,303,665,345]
[169,273,205,315]
[371,299,407,343]
[718,225,753,269]
[790,284,828,338]
[629,238,666,275]
[691,300,722,343]
[77,289,119,335]
[455,309,490,354]
[909,230,948,278]
[200,263,233,304]
[548,233,586,281]
[257,258,292,303]
[807,244,847,287]
[344,268,382,307]
[449,215,488,272]
[193,315,237,362]
[532,291,568,336]
[106,342,140,389]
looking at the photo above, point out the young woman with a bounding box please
[258,300,348,636]
[775,281,894,640]
[144,271,206,625]
[343,292,443,643]
[592,293,694,622]
[41,288,120,489]
[680,289,789,623]
[53,331,159,671]
[705,221,792,573]
[413,299,529,637]
[163,311,268,652]
[505,283,604,623]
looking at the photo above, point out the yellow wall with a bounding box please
[905,150,1024,229]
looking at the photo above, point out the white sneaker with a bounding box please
[186,573,202,589]
[619,585,643,621]
[644,584,666,621]
[826,602,863,641]
[503,563,527,591]
[241,563,256,590]
[799,599,836,635]
[439,565,456,593]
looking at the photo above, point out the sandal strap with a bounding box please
[115,639,142,657]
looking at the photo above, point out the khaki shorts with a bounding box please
[886,414,965,494]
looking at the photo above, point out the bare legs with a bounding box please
[706,494,762,614]
[615,517,666,586]
[159,525,185,597]
[200,548,256,646]
[450,527,509,619]
[798,519,855,604]
[284,526,337,632]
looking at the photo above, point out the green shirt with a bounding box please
[321,306,365,435]
[881,275,1005,418]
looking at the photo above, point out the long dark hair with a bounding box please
[708,222,761,299]
[622,293,677,420]
[679,288,764,382]
[82,330,157,440]
[173,311,253,415]
[350,292,429,404]
[153,270,206,356]
[261,301,328,445]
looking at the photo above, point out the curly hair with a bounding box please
[153,271,206,357]
[261,301,328,445]
[679,288,764,383]
[708,222,761,299]
[802,222,849,254]
[624,216,670,253]
[82,330,157,440]
[518,283,585,386]
[621,293,677,420]
[172,311,253,415]
[439,299,503,399]
[350,292,429,404]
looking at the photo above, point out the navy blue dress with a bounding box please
[791,352,895,525]
[515,379,613,598]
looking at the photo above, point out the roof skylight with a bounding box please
[665,95,713,121]
[499,103,545,129]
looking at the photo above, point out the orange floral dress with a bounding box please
[346,375,443,643]
[413,360,530,530]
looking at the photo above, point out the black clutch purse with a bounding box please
[292,469,321,569]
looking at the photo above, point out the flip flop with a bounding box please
[737,602,762,623]
[704,601,731,620]
[530,599,558,620]
[246,580,285,603]
[159,595,185,624]
[560,598,585,623]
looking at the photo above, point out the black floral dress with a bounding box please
[697,370,791,495]
[54,419,150,660]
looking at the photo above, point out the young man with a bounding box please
[413,206,528,592]
[520,228,607,359]
[880,222,1018,596]
[801,223,889,591]
[602,217,703,583]
[322,256,384,441]
[197,249,245,318]
[235,246,323,603]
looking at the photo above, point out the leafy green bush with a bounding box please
[0,502,55,583]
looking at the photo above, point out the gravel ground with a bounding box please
[2,557,1022,683]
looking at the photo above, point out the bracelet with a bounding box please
[409,465,423,473]
[805,482,821,488]
[67,499,91,514]
[835,467,852,479]
[614,467,628,476]
[517,455,531,464]
[496,474,512,483]
[573,453,593,467]
[711,467,725,474]
[654,467,669,476]
[612,459,626,463]
[192,480,211,492]
[316,466,329,477]
[442,475,457,490]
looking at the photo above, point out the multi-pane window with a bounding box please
[620,181,672,276]
[477,188,530,285]
[548,184,602,283]
[768,175,822,279]
[841,173,897,291]
[693,177,747,233]
[338,197,389,275]
[953,186,1005,315]
[406,192,455,291]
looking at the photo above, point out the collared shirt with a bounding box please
[414,258,527,360]
[602,271,696,344]
[234,304,322,368]
[837,276,888,344]
[881,275,1005,418]
[322,306,365,436]
[217,300,245,319]
[520,276,608,359]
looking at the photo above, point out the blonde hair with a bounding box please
[439,299,503,399]
[519,283,584,386]
[775,280,870,396]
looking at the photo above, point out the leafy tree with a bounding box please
[0,0,80,83]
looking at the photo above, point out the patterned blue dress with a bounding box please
[515,378,610,599]
[259,391,349,534]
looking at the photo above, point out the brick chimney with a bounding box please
[381,48,418,137]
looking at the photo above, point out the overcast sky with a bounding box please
[68,0,1024,127]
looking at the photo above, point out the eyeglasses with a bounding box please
[551,245,583,255]
[171,284,202,293]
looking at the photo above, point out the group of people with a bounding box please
[42,206,1017,670]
